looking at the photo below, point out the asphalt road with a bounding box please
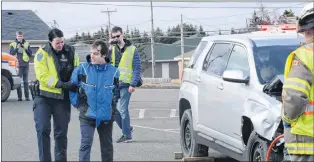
[2,89,230,161]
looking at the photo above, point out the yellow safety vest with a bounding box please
[111,45,136,83]
[283,43,314,155]
[9,41,30,62]
[34,45,80,99]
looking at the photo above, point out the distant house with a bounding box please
[1,10,51,62]
[141,34,202,79]
[174,49,195,80]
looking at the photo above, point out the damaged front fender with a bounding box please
[243,94,282,141]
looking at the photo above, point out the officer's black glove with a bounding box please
[56,80,77,91]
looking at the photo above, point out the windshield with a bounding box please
[253,45,299,84]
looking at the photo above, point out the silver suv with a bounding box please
[178,32,300,161]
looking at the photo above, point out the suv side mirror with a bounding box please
[222,69,249,84]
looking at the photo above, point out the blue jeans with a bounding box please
[114,87,132,138]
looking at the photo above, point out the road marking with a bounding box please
[132,124,179,134]
[131,116,179,120]
[164,129,180,131]
[139,109,145,119]
[130,108,178,111]
[170,109,177,117]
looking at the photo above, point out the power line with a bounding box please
[39,1,304,9]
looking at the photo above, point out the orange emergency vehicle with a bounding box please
[1,52,21,102]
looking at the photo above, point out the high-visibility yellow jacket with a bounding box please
[34,43,79,100]
[9,41,30,62]
[282,42,314,155]
[111,45,136,84]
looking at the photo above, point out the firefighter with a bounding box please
[69,40,120,162]
[31,28,79,161]
[281,2,314,161]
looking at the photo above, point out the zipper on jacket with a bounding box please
[96,68,98,120]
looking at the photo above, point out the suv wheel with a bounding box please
[180,109,208,157]
[1,75,11,102]
[245,130,283,162]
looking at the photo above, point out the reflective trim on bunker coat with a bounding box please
[282,43,314,155]
[34,44,80,100]
[111,45,136,84]
[9,41,30,62]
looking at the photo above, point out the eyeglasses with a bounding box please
[112,35,120,39]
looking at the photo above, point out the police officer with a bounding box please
[282,2,314,161]
[69,40,119,162]
[32,28,79,161]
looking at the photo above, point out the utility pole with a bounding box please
[150,1,155,78]
[180,14,184,74]
[101,8,117,38]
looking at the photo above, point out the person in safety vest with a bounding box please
[109,26,142,143]
[30,28,79,162]
[9,31,32,101]
[69,40,120,162]
[282,2,314,161]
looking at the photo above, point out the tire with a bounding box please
[245,130,283,162]
[180,109,208,157]
[1,75,11,102]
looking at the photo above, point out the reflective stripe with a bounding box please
[47,77,55,87]
[283,85,309,98]
[40,90,64,100]
[285,143,314,155]
[285,78,311,91]
[304,102,314,115]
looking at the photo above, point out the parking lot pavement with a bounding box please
[2,89,232,161]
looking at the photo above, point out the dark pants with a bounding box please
[33,96,71,162]
[79,120,113,162]
[17,66,30,99]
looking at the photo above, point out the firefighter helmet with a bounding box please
[297,2,314,33]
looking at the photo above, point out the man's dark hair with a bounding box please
[16,31,23,35]
[91,40,109,57]
[48,28,64,42]
[111,26,123,33]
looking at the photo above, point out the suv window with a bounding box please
[189,41,208,68]
[226,45,249,76]
[203,43,233,76]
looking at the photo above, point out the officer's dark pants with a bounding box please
[33,96,71,162]
[79,119,113,162]
[17,66,30,99]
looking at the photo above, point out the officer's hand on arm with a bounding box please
[282,57,313,125]
[56,80,77,91]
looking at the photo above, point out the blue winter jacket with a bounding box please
[69,57,120,127]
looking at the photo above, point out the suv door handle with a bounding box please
[217,83,224,90]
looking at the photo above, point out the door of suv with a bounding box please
[197,42,234,135]
[219,44,251,150]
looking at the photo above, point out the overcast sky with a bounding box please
[2,2,306,38]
